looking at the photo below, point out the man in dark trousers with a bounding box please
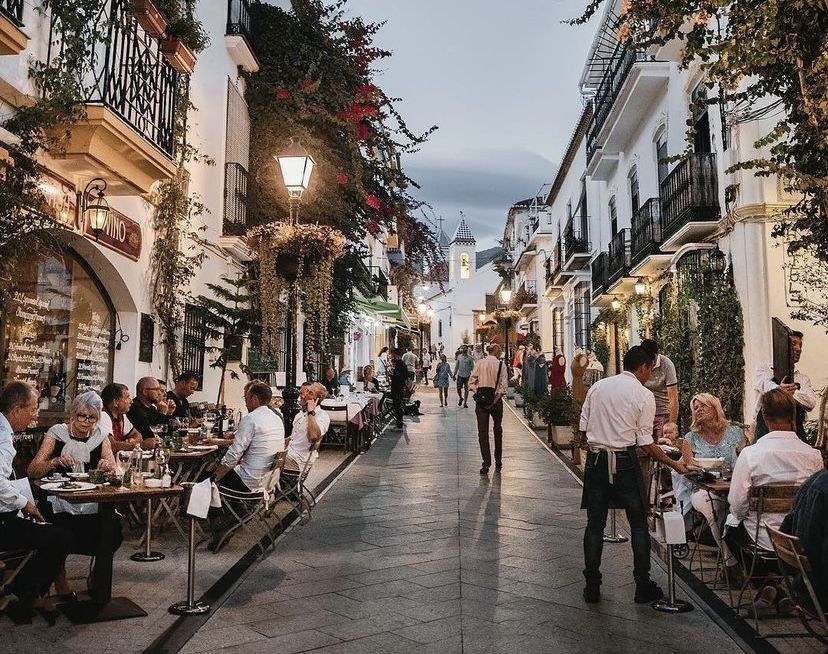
[579,346,687,605]
[389,349,408,429]
[469,344,509,474]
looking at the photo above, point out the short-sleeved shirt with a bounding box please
[579,371,656,448]
[288,409,331,469]
[644,354,677,415]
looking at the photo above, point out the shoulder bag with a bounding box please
[473,361,503,409]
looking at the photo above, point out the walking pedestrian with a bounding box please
[579,346,687,605]
[434,355,451,407]
[402,347,417,382]
[452,345,475,408]
[469,344,508,474]
[429,342,437,362]
[420,350,432,385]
[389,349,408,429]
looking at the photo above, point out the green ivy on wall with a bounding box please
[590,306,628,372]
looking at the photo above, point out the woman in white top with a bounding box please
[28,392,120,599]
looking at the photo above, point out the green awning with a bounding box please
[354,292,404,322]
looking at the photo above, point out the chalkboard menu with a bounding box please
[2,249,114,426]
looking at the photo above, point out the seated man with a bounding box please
[782,469,828,612]
[126,376,171,446]
[284,382,330,481]
[213,382,285,493]
[725,388,823,600]
[102,383,142,453]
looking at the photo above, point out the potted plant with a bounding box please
[513,383,525,408]
[536,385,572,446]
[131,0,168,38]
[158,1,209,73]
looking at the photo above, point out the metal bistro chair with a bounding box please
[734,484,800,630]
[274,442,320,525]
[212,449,289,556]
[323,404,350,452]
[0,550,34,613]
[766,524,828,645]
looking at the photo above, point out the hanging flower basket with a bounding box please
[161,35,196,73]
[246,222,346,358]
[131,0,168,38]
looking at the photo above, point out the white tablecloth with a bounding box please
[321,393,382,428]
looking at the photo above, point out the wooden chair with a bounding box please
[734,484,800,629]
[766,524,828,644]
[322,404,350,452]
[275,442,320,525]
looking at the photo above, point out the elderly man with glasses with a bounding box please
[127,376,173,448]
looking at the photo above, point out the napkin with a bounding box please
[184,479,214,519]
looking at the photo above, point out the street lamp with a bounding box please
[634,278,647,296]
[82,178,110,240]
[498,286,513,374]
[417,302,429,364]
[611,296,622,311]
[500,287,512,305]
[275,138,315,435]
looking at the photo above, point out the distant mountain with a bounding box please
[476,246,504,270]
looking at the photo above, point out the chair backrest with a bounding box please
[749,484,799,514]
[766,524,828,625]
[324,404,349,422]
[263,450,289,494]
[766,524,811,572]
[299,441,321,482]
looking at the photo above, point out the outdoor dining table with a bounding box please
[322,392,382,452]
[683,472,733,591]
[36,481,184,623]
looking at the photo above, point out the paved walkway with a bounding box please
[184,388,747,654]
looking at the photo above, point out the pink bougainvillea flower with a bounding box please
[365,194,382,210]
[276,88,291,100]
[336,173,349,185]
[356,122,371,141]
[300,79,316,91]
[367,219,380,235]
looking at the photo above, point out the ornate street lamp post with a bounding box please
[275,138,316,435]
[499,287,512,374]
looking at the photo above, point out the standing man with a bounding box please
[102,382,140,453]
[640,339,679,439]
[389,349,408,429]
[167,371,200,423]
[754,330,816,442]
[0,381,72,621]
[402,346,418,383]
[453,345,475,408]
[429,342,437,363]
[579,346,687,605]
[469,344,508,474]
[127,377,172,445]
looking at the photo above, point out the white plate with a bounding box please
[43,475,68,483]
[695,457,724,470]
[187,445,217,451]
[41,481,97,492]
[67,472,89,480]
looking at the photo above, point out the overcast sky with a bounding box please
[345,0,598,249]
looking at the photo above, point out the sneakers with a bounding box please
[583,585,600,604]
[634,580,664,604]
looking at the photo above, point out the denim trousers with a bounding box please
[582,450,651,586]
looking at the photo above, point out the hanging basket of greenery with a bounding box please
[246,222,345,358]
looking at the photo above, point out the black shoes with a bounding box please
[583,585,600,604]
[634,580,664,603]
[463,403,468,408]
[458,399,463,406]
[480,465,489,474]
[495,463,502,471]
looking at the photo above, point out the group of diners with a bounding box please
[0,373,332,624]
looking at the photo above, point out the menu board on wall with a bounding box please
[75,315,110,390]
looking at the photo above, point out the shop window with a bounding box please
[181,304,206,386]
[1,248,114,427]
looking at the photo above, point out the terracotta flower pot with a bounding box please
[132,0,167,38]
[161,35,196,73]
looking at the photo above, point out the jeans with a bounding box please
[582,451,651,586]
[475,400,503,467]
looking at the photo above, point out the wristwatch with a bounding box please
[307,410,316,416]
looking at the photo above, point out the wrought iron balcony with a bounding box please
[227,0,252,40]
[607,228,631,286]
[660,153,720,244]
[591,252,608,300]
[547,238,564,285]
[223,162,249,237]
[0,0,23,26]
[369,265,389,301]
[586,43,648,161]
[630,198,662,268]
[563,216,591,270]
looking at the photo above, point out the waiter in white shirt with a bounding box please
[753,330,816,442]
[579,346,687,605]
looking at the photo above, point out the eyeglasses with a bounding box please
[75,414,99,423]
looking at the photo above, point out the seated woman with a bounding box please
[28,393,121,600]
[676,393,746,583]
[361,365,380,393]
[321,366,340,397]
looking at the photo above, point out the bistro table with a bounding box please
[683,472,733,592]
[322,392,382,452]
[36,482,184,623]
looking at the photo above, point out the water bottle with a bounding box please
[154,446,166,480]
[132,443,144,488]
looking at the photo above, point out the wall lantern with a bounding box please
[82,178,110,241]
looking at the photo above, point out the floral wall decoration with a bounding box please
[246,222,345,357]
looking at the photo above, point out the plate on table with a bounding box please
[694,457,724,470]
[67,472,89,480]
[188,445,217,451]
[41,481,97,492]
[43,474,68,483]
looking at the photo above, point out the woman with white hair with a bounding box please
[680,393,746,584]
[28,392,120,600]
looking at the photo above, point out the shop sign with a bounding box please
[83,207,142,261]
[37,172,78,229]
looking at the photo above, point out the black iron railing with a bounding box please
[223,162,249,236]
[369,265,389,300]
[0,0,24,26]
[574,294,592,349]
[630,198,662,267]
[563,216,590,262]
[591,252,608,299]
[586,43,648,161]
[226,0,252,40]
[660,153,720,241]
[607,228,631,285]
[49,0,178,158]
[549,238,563,281]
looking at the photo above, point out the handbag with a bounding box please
[473,361,503,408]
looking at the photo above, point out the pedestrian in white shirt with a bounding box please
[285,382,331,474]
[724,388,823,594]
[579,346,687,605]
[469,344,509,474]
[753,330,816,442]
[214,382,285,493]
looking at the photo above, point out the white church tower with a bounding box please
[448,214,476,289]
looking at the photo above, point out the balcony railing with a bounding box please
[549,238,563,282]
[369,265,389,300]
[586,43,648,161]
[660,153,720,242]
[607,229,631,285]
[223,162,249,236]
[563,217,590,262]
[0,0,24,26]
[630,198,662,267]
[227,0,252,40]
[48,0,178,158]
[591,252,608,299]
